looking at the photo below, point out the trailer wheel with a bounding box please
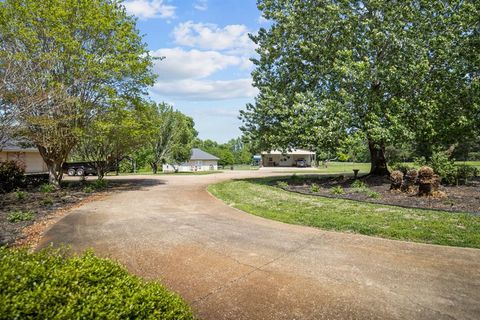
[67,168,76,176]
[76,168,85,176]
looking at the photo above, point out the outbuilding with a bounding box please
[0,141,47,173]
[163,148,219,172]
[261,149,316,167]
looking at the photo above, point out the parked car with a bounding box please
[296,159,307,167]
[63,162,98,176]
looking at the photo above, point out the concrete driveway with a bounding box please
[39,171,480,320]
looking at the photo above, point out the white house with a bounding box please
[163,148,219,172]
[0,141,47,173]
[261,149,316,167]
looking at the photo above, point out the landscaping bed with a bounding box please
[0,178,160,247]
[279,175,480,215]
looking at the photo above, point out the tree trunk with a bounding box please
[151,162,158,174]
[46,161,63,188]
[368,140,389,176]
[37,146,64,188]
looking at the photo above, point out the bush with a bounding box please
[350,180,366,189]
[0,161,25,194]
[276,181,288,188]
[0,247,193,320]
[39,183,56,193]
[389,163,416,175]
[14,189,27,201]
[456,165,478,182]
[83,186,94,193]
[92,179,109,190]
[7,211,34,223]
[428,151,456,185]
[330,186,344,194]
[310,183,320,193]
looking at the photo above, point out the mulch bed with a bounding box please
[0,178,162,247]
[280,175,480,215]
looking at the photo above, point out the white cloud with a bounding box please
[123,0,175,20]
[150,48,243,80]
[193,0,208,11]
[258,15,269,24]
[152,78,258,101]
[173,21,254,52]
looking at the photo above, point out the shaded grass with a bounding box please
[208,178,480,248]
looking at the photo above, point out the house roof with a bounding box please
[191,148,219,160]
[261,149,315,155]
[1,139,37,152]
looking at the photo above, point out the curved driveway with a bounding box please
[39,171,480,320]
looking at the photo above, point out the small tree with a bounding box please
[147,103,197,173]
[73,100,153,179]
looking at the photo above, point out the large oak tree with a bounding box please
[241,0,479,175]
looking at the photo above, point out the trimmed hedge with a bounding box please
[0,247,193,320]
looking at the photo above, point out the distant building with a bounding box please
[0,141,47,173]
[261,149,316,167]
[163,148,219,172]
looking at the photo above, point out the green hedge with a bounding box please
[0,247,193,319]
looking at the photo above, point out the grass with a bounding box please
[0,247,193,319]
[281,162,371,175]
[208,178,480,248]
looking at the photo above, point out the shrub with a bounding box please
[310,183,320,193]
[350,180,366,189]
[276,181,288,188]
[14,189,27,201]
[93,179,109,190]
[389,163,416,175]
[0,247,193,320]
[83,186,94,193]
[39,183,56,193]
[7,211,34,223]
[0,161,25,194]
[330,186,344,195]
[456,165,478,183]
[429,151,457,185]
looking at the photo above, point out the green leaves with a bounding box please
[242,0,479,173]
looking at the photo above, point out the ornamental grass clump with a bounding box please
[401,169,418,193]
[389,170,404,190]
[417,166,440,196]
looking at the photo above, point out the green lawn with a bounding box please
[208,178,480,248]
[283,162,371,175]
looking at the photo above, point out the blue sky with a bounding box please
[123,0,266,143]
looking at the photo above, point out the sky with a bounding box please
[122,0,267,143]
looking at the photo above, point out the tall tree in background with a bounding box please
[147,103,197,173]
[241,0,479,175]
[0,0,155,186]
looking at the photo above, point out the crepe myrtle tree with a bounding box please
[0,0,155,186]
[72,99,154,179]
[241,0,479,175]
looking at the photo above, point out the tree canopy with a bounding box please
[241,0,479,175]
[0,0,155,185]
